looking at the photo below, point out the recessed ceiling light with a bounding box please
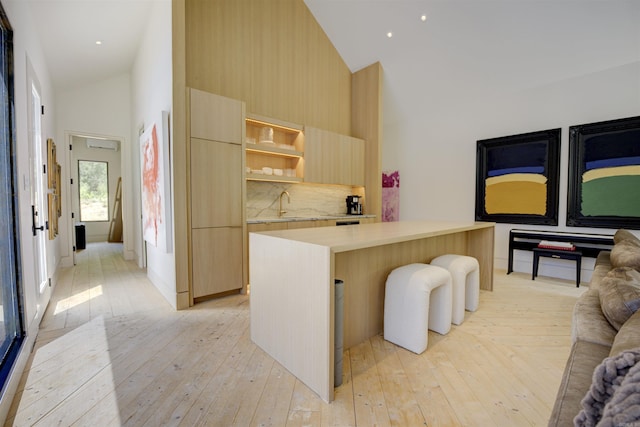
[387,32,393,38]
[95,40,102,45]
[421,14,427,22]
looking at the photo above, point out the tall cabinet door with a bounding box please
[190,138,242,228]
[189,88,245,299]
[192,227,243,298]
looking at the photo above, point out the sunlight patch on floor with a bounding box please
[54,285,103,315]
[14,315,119,425]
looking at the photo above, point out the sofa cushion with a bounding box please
[599,267,640,330]
[610,310,640,357]
[614,229,640,247]
[547,340,611,427]
[572,288,617,346]
[589,251,612,293]
[610,241,640,272]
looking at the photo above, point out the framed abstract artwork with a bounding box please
[140,111,172,252]
[475,128,561,225]
[567,116,640,229]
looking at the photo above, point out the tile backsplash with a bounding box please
[247,181,364,219]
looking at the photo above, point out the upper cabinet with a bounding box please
[190,88,243,144]
[304,127,365,186]
[243,115,366,186]
[245,114,304,183]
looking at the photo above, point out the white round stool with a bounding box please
[430,254,479,325]
[383,263,452,354]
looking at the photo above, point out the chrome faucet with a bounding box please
[279,190,290,217]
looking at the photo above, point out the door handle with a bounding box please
[32,205,44,236]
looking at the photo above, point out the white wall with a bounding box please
[55,73,134,264]
[131,1,175,308]
[1,0,56,421]
[307,0,640,283]
[384,60,640,282]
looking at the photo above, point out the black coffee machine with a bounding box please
[346,195,362,215]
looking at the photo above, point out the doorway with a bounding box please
[69,134,123,252]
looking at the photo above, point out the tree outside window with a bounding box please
[79,160,109,221]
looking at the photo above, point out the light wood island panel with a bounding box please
[250,220,495,402]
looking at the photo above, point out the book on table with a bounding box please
[537,240,576,251]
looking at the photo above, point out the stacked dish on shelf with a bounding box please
[258,127,274,145]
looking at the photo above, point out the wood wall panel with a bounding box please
[173,0,189,307]
[352,63,383,220]
[185,0,351,135]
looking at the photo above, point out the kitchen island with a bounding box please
[249,220,495,402]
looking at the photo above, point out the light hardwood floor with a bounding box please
[6,242,585,426]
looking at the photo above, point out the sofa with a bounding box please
[548,229,640,427]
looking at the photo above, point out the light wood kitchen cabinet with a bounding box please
[189,88,245,300]
[190,138,242,228]
[192,227,243,298]
[245,114,304,183]
[304,126,365,186]
[247,222,288,233]
[190,88,243,144]
[286,220,320,229]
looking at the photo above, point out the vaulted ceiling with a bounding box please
[26,0,640,94]
[25,0,154,90]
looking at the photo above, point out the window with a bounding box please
[78,160,109,222]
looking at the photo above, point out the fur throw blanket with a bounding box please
[574,348,640,427]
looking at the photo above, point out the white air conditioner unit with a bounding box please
[86,139,119,151]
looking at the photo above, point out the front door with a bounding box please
[27,61,49,317]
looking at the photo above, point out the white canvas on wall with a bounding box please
[140,111,172,252]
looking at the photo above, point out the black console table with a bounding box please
[508,229,614,275]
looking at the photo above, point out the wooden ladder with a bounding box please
[108,177,123,242]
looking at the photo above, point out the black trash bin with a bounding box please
[75,223,86,250]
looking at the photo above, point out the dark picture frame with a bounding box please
[475,128,561,225]
[567,116,640,229]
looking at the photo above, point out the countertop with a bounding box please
[249,220,495,253]
[247,214,376,224]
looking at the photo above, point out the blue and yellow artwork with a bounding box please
[485,142,548,215]
[476,128,560,225]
